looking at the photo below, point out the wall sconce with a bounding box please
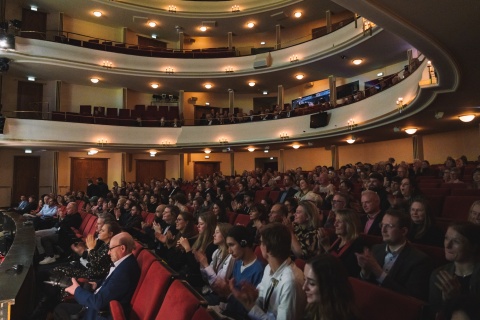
[362,18,375,36]
[280,132,289,140]
[97,139,107,146]
[459,114,475,122]
[161,141,172,147]
[264,146,269,153]
[151,83,159,89]
[292,144,300,149]
[396,97,407,113]
[87,149,98,155]
[247,147,255,152]
[289,55,299,63]
[90,78,99,84]
[346,136,356,144]
[168,5,176,13]
[204,148,212,154]
[150,151,157,157]
[165,67,174,74]
[347,119,357,130]
[404,128,418,135]
[231,5,240,12]
[219,138,228,144]
[248,81,256,87]
[225,66,234,73]
[25,149,32,154]
[102,61,112,69]
[205,84,213,89]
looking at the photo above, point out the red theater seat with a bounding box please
[155,280,207,320]
[234,214,250,226]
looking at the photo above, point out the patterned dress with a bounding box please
[293,224,318,259]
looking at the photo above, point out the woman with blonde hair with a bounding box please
[468,200,480,225]
[287,200,321,259]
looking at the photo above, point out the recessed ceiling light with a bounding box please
[247,147,255,152]
[295,74,304,80]
[404,128,418,134]
[459,114,475,122]
[205,155,210,159]
[93,11,102,17]
[150,151,157,157]
[27,76,35,81]
[248,81,256,87]
[264,149,269,153]
[247,22,255,28]
[205,102,210,106]
[346,137,356,144]
[148,21,157,28]
[87,149,98,155]
[90,78,99,84]
[270,157,274,160]
[200,26,207,32]
[352,59,363,65]
[294,12,302,18]
[292,144,300,149]
[204,83,212,89]
[260,41,266,45]
[30,6,38,11]
[151,83,159,89]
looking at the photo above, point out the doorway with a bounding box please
[194,162,221,179]
[70,158,108,194]
[255,157,278,172]
[21,8,47,40]
[17,81,43,119]
[12,156,40,206]
[136,160,166,183]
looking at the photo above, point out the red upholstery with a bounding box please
[451,188,480,196]
[441,195,480,220]
[141,211,148,221]
[419,188,450,196]
[349,277,426,320]
[226,210,237,225]
[294,258,306,271]
[268,190,280,202]
[132,240,144,258]
[81,216,98,238]
[77,213,93,233]
[144,213,155,225]
[254,245,268,266]
[423,195,445,217]
[254,189,270,204]
[410,243,447,269]
[417,182,440,189]
[155,280,206,320]
[192,307,215,320]
[441,183,467,189]
[131,249,157,302]
[234,214,251,226]
[359,233,382,247]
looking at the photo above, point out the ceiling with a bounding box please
[3,0,480,155]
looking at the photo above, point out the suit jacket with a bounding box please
[368,242,432,300]
[277,187,298,203]
[74,254,140,320]
[360,212,384,236]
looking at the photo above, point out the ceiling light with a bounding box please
[30,6,38,11]
[247,147,255,152]
[151,83,159,89]
[25,149,32,154]
[200,26,207,32]
[150,151,157,157]
[204,148,212,154]
[459,114,475,122]
[27,76,35,81]
[205,102,210,106]
[404,128,418,134]
[264,149,269,153]
[292,144,300,149]
[93,11,102,17]
[295,74,304,80]
[90,78,99,84]
[346,137,356,144]
[352,59,363,65]
[294,12,302,18]
[247,22,255,28]
[248,81,256,87]
[204,84,212,89]
[260,41,266,45]
[148,21,157,28]
[270,157,274,160]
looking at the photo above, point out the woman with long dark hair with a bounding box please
[407,197,443,247]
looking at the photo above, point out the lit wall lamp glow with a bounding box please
[204,83,213,89]
[248,81,256,87]
[295,74,304,80]
[404,128,418,134]
[459,114,475,122]
[247,147,255,152]
[148,21,157,27]
[352,59,363,65]
[25,149,32,154]
[294,12,302,18]
[247,22,255,28]
[346,136,356,144]
[151,83,159,89]
[93,11,102,17]
[204,148,212,154]
[205,155,210,159]
[87,149,99,155]
[200,26,207,32]
[90,78,99,84]
[28,76,35,81]
[292,144,300,149]
[150,151,157,157]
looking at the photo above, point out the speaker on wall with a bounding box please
[310,112,329,128]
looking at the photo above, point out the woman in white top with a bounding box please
[195,222,235,305]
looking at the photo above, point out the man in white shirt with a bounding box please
[230,223,306,320]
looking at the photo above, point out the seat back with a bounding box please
[144,213,156,225]
[78,214,94,234]
[254,189,270,204]
[226,210,237,225]
[82,216,98,238]
[268,191,280,202]
[441,195,480,220]
[133,240,144,258]
[234,214,250,226]
[192,307,215,320]
[349,277,426,320]
[132,249,157,302]
[155,280,206,320]
[451,188,480,196]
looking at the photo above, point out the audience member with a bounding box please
[467,200,480,225]
[286,200,321,260]
[407,197,443,247]
[360,190,384,236]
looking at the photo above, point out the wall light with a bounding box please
[404,128,418,134]
[93,11,102,17]
[352,59,363,65]
[152,34,157,39]
[248,81,256,87]
[247,22,255,28]
[459,114,475,122]
[87,149,98,155]
[247,147,255,152]
[231,5,240,12]
[148,21,157,27]
[280,132,289,140]
[204,148,212,154]
[260,41,266,45]
[294,12,302,18]
[150,151,157,157]
[204,83,212,89]
[168,5,176,13]
[151,83,159,89]
[346,137,356,144]
[27,76,35,81]
[377,72,384,77]
[90,78,99,84]
[200,26,207,32]
[292,144,300,149]
[219,138,228,144]
[30,6,38,11]
[295,74,304,80]
[205,155,210,159]
[25,149,32,154]
[263,91,268,95]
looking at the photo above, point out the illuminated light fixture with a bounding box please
[294,11,302,18]
[404,128,418,135]
[247,147,255,152]
[247,22,255,28]
[219,137,228,144]
[205,155,210,159]
[248,81,256,87]
[168,5,176,13]
[90,78,99,84]
[347,119,357,130]
[204,148,212,154]
[396,97,407,113]
[270,157,274,160]
[352,59,363,65]
[280,132,289,140]
[152,34,157,39]
[292,144,300,149]
[97,139,107,146]
[87,149,98,155]
[225,66,234,73]
[165,67,174,74]
[346,136,356,144]
[31,5,38,11]
[151,83,159,89]
[200,26,207,32]
[260,41,266,45]
[204,83,212,89]
[290,55,299,63]
[93,11,102,17]
[264,146,269,153]
[150,151,157,157]
[25,149,32,154]
[148,21,157,27]
[161,141,172,147]
[263,91,268,95]
[205,102,210,106]
[377,72,384,77]
[459,114,475,122]
[102,61,112,69]
[232,5,240,12]
[295,74,304,80]
[27,76,35,81]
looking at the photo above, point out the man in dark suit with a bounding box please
[355,209,432,300]
[277,175,298,203]
[54,232,140,320]
[359,190,384,236]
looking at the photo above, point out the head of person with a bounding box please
[213,222,233,247]
[65,201,78,215]
[130,203,141,216]
[444,222,480,263]
[226,225,254,260]
[193,211,217,251]
[396,165,408,178]
[368,172,384,192]
[390,176,402,193]
[303,255,355,320]
[212,200,227,220]
[467,200,480,225]
[108,232,135,263]
[249,203,268,223]
[163,205,179,225]
[339,179,354,194]
[176,211,197,236]
[283,197,298,214]
[259,223,291,261]
[334,209,361,242]
[332,192,349,211]
[295,200,321,229]
[361,190,380,215]
[98,220,122,244]
[174,193,188,206]
[380,209,410,246]
[409,197,435,239]
[400,177,417,198]
[268,203,288,223]
[154,204,166,218]
[299,179,310,192]
[283,175,294,187]
[96,213,110,233]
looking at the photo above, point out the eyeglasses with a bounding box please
[379,223,398,229]
[108,244,123,251]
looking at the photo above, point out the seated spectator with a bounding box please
[468,200,480,225]
[294,179,315,201]
[286,200,321,260]
[360,190,384,236]
[26,197,58,231]
[438,294,480,320]
[396,177,421,210]
[356,209,432,300]
[471,169,480,190]
[268,203,288,223]
[442,168,452,183]
[120,203,142,233]
[448,167,464,184]
[12,195,28,212]
[246,203,268,244]
[407,197,443,247]
[429,222,480,318]
[14,195,37,214]
[303,254,357,320]
[283,198,298,221]
[212,200,228,223]
[230,223,306,320]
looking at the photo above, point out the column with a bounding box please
[227,32,233,51]
[230,152,235,176]
[122,88,127,109]
[59,12,64,36]
[326,10,332,33]
[279,149,285,173]
[275,24,281,50]
[178,90,184,120]
[412,135,424,160]
[277,85,284,109]
[179,153,184,179]
[179,32,184,51]
[122,27,127,43]
[55,80,61,112]
[53,151,59,195]
[331,145,339,169]
[228,89,234,113]
[328,75,336,107]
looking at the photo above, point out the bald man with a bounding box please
[54,232,140,320]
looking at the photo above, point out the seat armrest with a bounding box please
[109,300,126,320]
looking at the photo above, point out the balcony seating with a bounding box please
[79,105,92,115]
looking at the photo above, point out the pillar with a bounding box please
[230,152,235,176]
[228,90,234,113]
[277,85,284,109]
[275,24,281,50]
[53,151,59,194]
[279,149,285,173]
[179,32,184,51]
[122,27,127,43]
[178,90,184,120]
[179,153,184,179]
[328,76,336,107]
[55,80,61,112]
[122,88,127,109]
[326,10,332,33]
[331,145,338,169]
[412,135,424,160]
[227,32,233,51]
[59,12,64,36]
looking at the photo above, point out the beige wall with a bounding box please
[125,153,181,182]
[63,16,123,42]
[423,127,480,164]
[183,153,232,181]
[60,83,124,112]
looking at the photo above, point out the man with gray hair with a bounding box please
[360,190,385,236]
